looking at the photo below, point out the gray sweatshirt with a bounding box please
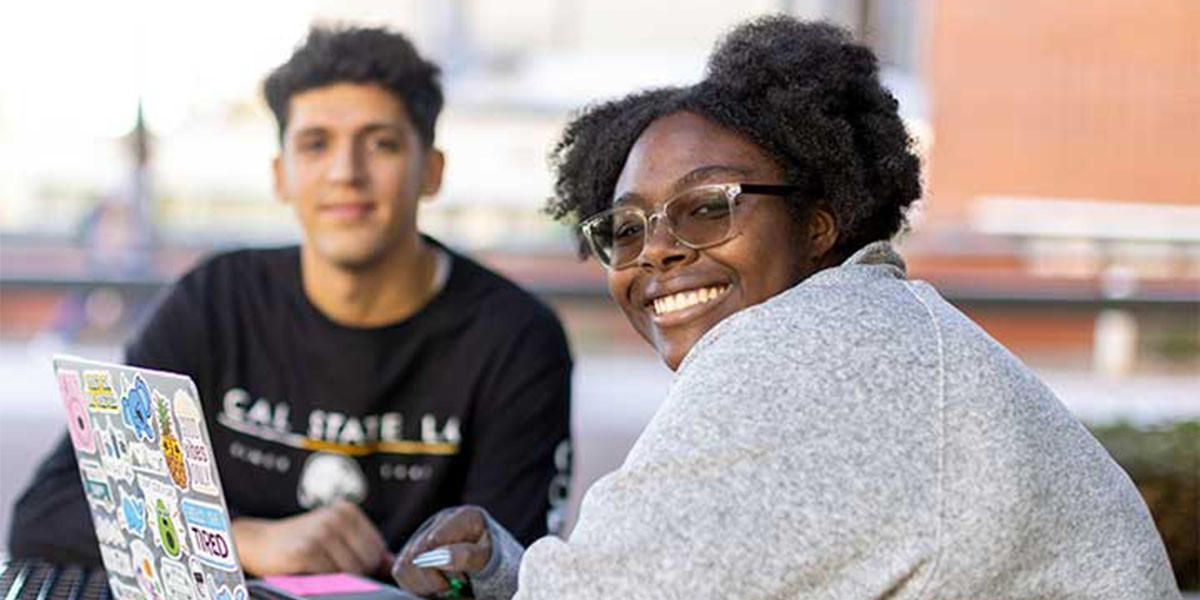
[471,242,1180,600]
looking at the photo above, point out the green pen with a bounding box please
[413,547,472,598]
[443,575,468,598]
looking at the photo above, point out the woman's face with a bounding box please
[608,111,834,370]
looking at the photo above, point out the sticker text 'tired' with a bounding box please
[181,498,237,571]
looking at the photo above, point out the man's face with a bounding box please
[273,82,442,271]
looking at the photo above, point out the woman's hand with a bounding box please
[392,506,493,597]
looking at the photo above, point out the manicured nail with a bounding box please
[413,547,452,568]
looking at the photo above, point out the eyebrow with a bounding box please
[671,165,753,193]
[289,122,407,140]
[614,164,754,206]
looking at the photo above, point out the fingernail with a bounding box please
[413,547,452,568]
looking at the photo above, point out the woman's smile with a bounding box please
[608,111,820,370]
[648,283,731,318]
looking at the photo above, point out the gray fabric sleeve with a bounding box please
[468,513,525,600]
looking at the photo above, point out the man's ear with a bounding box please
[420,149,445,201]
[272,155,288,204]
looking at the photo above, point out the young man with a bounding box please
[9,26,573,578]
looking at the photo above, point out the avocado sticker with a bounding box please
[156,498,183,558]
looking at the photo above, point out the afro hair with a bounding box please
[547,15,922,258]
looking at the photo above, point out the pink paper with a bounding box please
[262,573,382,595]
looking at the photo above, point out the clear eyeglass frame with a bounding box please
[578,182,809,269]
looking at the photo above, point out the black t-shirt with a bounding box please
[9,240,573,566]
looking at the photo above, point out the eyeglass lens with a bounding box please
[589,187,735,267]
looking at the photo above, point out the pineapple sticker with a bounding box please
[156,392,189,490]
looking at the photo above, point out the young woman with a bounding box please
[391,16,1179,600]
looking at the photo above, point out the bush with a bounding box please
[1090,420,1199,590]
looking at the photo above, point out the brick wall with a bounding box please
[926,0,1200,225]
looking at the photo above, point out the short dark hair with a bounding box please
[548,16,922,258]
[264,25,444,147]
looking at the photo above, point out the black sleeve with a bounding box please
[460,308,573,546]
[8,271,210,563]
[123,265,209,378]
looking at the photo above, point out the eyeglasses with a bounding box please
[578,182,808,269]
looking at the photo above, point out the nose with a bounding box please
[328,140,366,185]
[638,214,693,271]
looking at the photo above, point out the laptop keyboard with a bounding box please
[0,558,296,600]
[0,558,112,599]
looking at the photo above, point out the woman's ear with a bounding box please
[809,207,839,259]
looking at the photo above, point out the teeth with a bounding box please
[652,285,729,316]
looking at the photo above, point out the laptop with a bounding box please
[51,356,418,600]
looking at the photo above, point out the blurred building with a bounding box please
[1,0,1196,374]
[906,0,1200,374]
[0,0,919,349]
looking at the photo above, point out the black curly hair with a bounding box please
[548,15,922,259]
[264,25,444,147]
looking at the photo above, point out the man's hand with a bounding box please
[232,500,391,576]
[392,506,492,597]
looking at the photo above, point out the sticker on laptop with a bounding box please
[95,513,128,548]
[118,486,148,538]
[98,543,135,580]
[207,581,248,600]
[139,474,187,556]
[160,557,198,600]
[152,496,187,559]
[181,498,237,570]
[130,440,169,476]
[174,390,219,496]
[58,370,96,453]
[188,557,215,600]
[111,579,148,600]
[121,375,157,442]
[80,458,115,513]
[84,370,120,413]
[130,538,165,599]
[98,425,135,483]
[155,391,190,490]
